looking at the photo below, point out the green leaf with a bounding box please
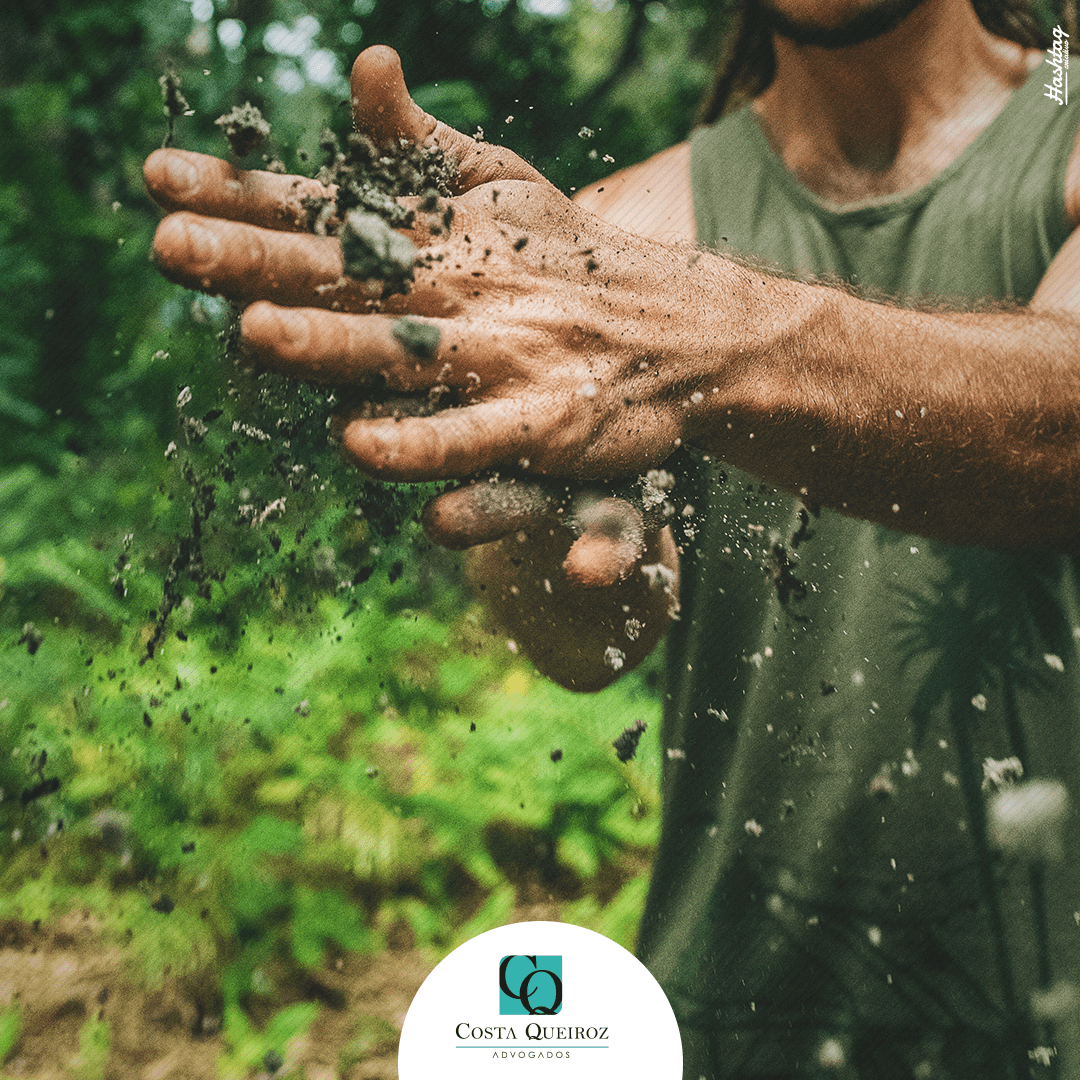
[0,1006,21,1064]
[291,886,376,968]
[65,1015,110,1080]
[234,814,305,857]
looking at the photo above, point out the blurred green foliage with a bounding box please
[0,581,663,1030]
[0,0,708,1062]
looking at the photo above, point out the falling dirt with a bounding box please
[612,720,648,764]
[215,103,271,158]
[158,66,191,149]
[144,104,468,657]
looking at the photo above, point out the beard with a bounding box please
[759,0,928,47]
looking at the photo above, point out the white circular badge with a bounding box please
[398,920,682,1078]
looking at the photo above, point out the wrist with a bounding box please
[679,266,842,475]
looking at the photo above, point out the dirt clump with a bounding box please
[215,102,271,158]
[158,66,191,148]
[613,719,648,763]
[340,211,418,290]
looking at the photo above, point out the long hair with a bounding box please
[698,0,1064,125]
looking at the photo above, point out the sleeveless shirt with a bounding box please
[637,67,1080,1079]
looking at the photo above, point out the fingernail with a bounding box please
[164,152,199,199]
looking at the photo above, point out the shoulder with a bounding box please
[572,142,695,243]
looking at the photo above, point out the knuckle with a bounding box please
[241,303,310,361]
[153,212,219,277]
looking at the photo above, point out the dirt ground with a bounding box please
[0,901,560,1080]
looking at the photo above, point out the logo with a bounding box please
[1045,25,1069,105]
[398,921,682,1077]
[499,955,563,1015]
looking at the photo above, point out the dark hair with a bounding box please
[698,0,1064,125]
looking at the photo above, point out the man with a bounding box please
[145,0,1080,1072]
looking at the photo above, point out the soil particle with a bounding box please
[340,210,417,289]
[18,622,43,656]
[767,542,808,614]
[214,102,270,158]
[612,719,647,763]
[791,503,819,549]
[158,66,191,148]
[20,778,60,805]
[391,318,441,362]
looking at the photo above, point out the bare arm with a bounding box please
[573,137,1080,550]
[148,144,1080,548]
[685,243,1080,549]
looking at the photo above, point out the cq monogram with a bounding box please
[499,954,563,1015]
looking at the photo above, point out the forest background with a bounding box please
[0,0,1070,1076]
[0,1,726,1076]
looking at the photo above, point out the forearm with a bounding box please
[466,525,678,693]
[688,269,1080,550]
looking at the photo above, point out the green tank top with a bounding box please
[639,68,1080,1080]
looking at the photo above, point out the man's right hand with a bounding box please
[348,47,673,596]
[143,45,681,671]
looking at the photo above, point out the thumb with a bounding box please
[563,497,647,589]
[350,45,554,193]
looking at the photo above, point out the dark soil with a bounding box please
[612,719,648,763]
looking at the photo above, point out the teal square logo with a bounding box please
[499,954,563,1015]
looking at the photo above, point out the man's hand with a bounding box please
[460,491,680,692]
[144,46,712,601]
[348,45,553,194]
[144,162,699,488]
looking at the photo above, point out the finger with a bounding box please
[242,305,522,390]
[243,304,458,386]
[351,45,555,193]
[144,148,332,231]
[337,400,529,480]
[563,498,646,588]
[152,211,355,307]
[421,480,562,550]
